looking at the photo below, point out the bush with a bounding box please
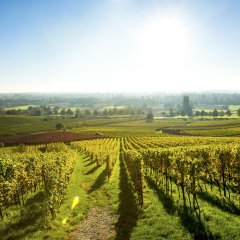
[56,123,64,130]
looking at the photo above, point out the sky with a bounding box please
[1,0,240,93]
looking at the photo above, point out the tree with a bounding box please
[130,108,136,118]
[212,109,219,117]
[66,108,74,116]
[182,96,193,116]
[226,110,232,116]
[113,107,117,116]
[237,108,240,117]
[26,106,42,116]
[43,105,53,115]
[180,110,185,116]
[103,109,108,118]
[93,109,98,117]
[84,109,91,117]
[0,108,5,115]
[169,108,175,117]
[219,110,225,117]
[146,110,153,122]
[56,123,64,130]
[60,109,66,116]
[53,106,60,115]
[33,107,42,116]
[75,108,81,118]
[195,110,200,117]
[161,111,166,117]
[136,108,142,117]
[200,110,206,117]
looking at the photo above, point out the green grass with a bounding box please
[46,153,119,240]
[2,115,240,137]
[2,114,240,240]
[138,175,240,240]
[183,128,240,136]
[187,118,240,127]
[4,105,36,110]
[73,119,188,137]
[163,118,240,136]
[176,118,240,136]
[1,143,240,240]
[0,115,136,136]
[74,126,158,137]
[0,191,48,240]
[42,154,94,240]
[193,105,240,113]
[105,150,194,240]
[229,105,240,111]
[0,153,114,240]
[109,119,187,128]
[130,178,192,240]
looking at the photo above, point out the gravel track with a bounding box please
[69,207,116,240]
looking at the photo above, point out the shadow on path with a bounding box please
[197,191,240,216]
[84,161,95,167]
[179,207,219,240]
[145,176,219,240]
[85,165,99,175]
[145,176,177,215]
[0,191,47,240]
[115,154,139,240]
[88,166,108,194]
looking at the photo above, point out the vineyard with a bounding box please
[0,131,105,145]
[2,0,240,239]
[1,136,240,239]
[123,137,240,210]
[0,143,77,220]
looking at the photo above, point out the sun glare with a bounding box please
[138,15,189,64]
[130,14,192,91]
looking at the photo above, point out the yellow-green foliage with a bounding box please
[72,138,120,177]
[0,144,77,220]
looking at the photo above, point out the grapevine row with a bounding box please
[0,143,77,219]
[72,138,120,178]
[122,137,240,212]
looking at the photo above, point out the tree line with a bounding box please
[2,92,240,109]
[160,95,237,117]
[0,105,144,118]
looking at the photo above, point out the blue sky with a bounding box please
[1,0,240,93]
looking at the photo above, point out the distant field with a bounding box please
[168,118,240,136]
[0,131,105,144]
[1,115,240,240]
[0,116,189,137]
[229,105,240,111]
[4,105,36,110]
[0,115,134,136]
[185,118,240,128]
[183,128,240,136]
[1,115,240,137]
[74,126,158,137]
[109,119,187,128]
[74,119,187,136]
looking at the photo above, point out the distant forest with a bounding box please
[0,92,240,108]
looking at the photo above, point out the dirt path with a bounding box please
[69,206,116,240]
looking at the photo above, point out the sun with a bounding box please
[138,14,189,64]
[130,13,192,91]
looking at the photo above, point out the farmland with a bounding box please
[2,0,240,238]
[0,132,105,145]
[1,115,240,240]
[2,115,240,138]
